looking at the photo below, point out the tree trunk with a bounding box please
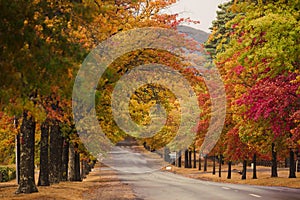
[15,133,20,184]
[188,150,192,168]
[74,145,81,181]
[61,139,69,181]
[288,149,296,178]
[271,143,278,177]
[193,149,196,168]
[252,153,257,179]
[297,152,300,172]
[219,154,223,177]
[204,155,207,172]
[212,155,216,175]
[178,150,181,168]
[68,142,76,181]
[227,161,232,179]
[15,111,38,194]
[198,153,201,171]
[49,120,63,184]
[38,120,50,186]
[241,160,247,180]
[184,150,189,168]
[81,159,90,179]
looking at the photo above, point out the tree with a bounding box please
[15,111,38,194]
[211,0,300,178]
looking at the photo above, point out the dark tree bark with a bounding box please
[74,144,81,181]
[204,155,207,172]
[68,142,76,181]
[178,150,182,168]
[271,143,278,177]
[15,111,38,194]
[188,150,192,168]
[288,149,296,178]
[81,159,90,179]
[198,153,201,171]
[49,120,64,184]
[252,153,257,179]
[212,155,216,175]
[15,133,20,184]
[38,120,50,186]
[61,139,69,181]
[184,150,189,168]
[68,142,81,181]
[241,160,247,180]
[297,152,300,172]
[227,161,232,179]
[219,154,223,177]
[193,149,196,168]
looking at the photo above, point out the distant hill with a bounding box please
[176,25,209,44]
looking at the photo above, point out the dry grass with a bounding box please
[166,163,300,189]
[0,163,136,200]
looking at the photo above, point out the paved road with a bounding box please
[102,146,300,200]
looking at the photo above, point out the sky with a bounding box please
[165,0,230,33]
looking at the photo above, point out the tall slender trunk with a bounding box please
[184,150,189,168]
[188,150,192,168]
[38,120,50,186]
[193,149,196,168]
[271,143,278,177]
[288,149,296,178]
[15,111,38,194]
[241,160,247,180]
[68,142,81,181]
[219,154,223,177]
[297,152,300,172]
[198,153,201,171]
[49,120,63,184]
[74,144,81,181]
[252,153,257,179]
[178,150,182,168]
[68,142,76,181]
[212,155,216,175]
[61,139,69,181]
[204,155,207,172]
[15,133,20,184]
[227,161,232,179]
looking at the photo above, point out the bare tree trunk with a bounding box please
[219,154,223,177]
[68,142,76,181]
[252,153,257,179]
[241,160,247,180]
[212,155,216,175]
[188,150,192,168]
[74,144,81,181]
[178,150,182,168]
[198,153,201,171]
[38,120,50,186]
[204,155,207,172]
[61,139,69,181]
[69,142,81,181]
[193,149,196,168]
[271,143,278,177]
[15,111,38,194]
[184,150,189,168]
[227,161,232,179]
[297,151,300,172]
[49,120,63,184]
[288,149,296,178]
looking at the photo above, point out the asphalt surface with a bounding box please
[102,146,300,200]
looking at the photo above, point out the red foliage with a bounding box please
[238,72,300,139]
